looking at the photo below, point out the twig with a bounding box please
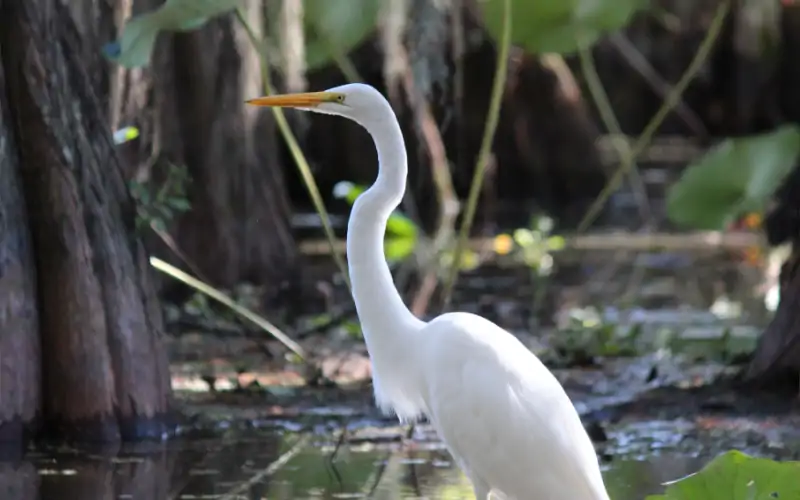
[324,421,348,490]
[150,224,209,283]
[150,257,307,360]
[410,270,439,316]
[299,230,763,254]
[441,0,511,307]
[235,8,351,291]
[608,33,708,138]
[451,0,466,198]
[595,134,704,164]
[220,433,311,500]
[365,451,391,496]
[577,1,730,233]
[398,46,458,316]
[577,45,652,226]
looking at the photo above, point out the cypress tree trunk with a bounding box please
[0,31,40,446]
[0,0,173,442]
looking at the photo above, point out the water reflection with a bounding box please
[1,431,710,500]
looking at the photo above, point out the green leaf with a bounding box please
[167,197,192,212]
[535,215,554,233]
[332,181,366,206]
[300,0,381,70]
[334,180,419,238]
[113,126,140,145]
[513,228,535,247]
[546,235,566,251]
[458,249,480,271]
[646,450,800,500]
[478,0,648,55]
[152,217,167,232]
[105,0,245,68]
[439,248,480,271]
[157,205,174,220]
[667,125,800,230]
[385,237,417,263]
[386,213,419,238]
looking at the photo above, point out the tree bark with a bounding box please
[0,37,40,445]
[744,3,800,387]
[745,251,800,386]
[163,1,297,290]
[0,0,173,442]
[0,461,39,500]
[300,13,608,233]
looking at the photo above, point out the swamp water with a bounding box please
[0,427,723,499]
[5,246,793,499]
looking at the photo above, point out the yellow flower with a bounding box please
[742,213,762,229]
[493,234,514,255]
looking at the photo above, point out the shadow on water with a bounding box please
[0,431,708,500]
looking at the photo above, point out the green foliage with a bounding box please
[332,180,485,269]
[129,163,192,231]
[384,237,417,263]
[104,0,245,68]
[551,307,641,360]
[333,180,419,263]
[333,181,418,238]
[647,450,800,499]
[292,0,381,70]
[438,246,481,273]
[667,125,800,230]
[508,216,565,277]
[113,126,140,145]
[478,0,648,55]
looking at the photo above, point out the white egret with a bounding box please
[247,84,610,500]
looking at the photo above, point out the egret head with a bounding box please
[246,83,389,126]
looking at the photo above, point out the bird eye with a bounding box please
[335,95,346,104]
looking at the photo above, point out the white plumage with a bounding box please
[247,83,610,500]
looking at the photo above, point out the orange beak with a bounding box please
[245,91,339,108]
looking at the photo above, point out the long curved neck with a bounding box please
[347,112,423,341]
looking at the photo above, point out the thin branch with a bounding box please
[441,0,511,307]
[235,7,351,291]
[150,257,307,360]
[577,45,652,226]
[299,230,763,255]
[608,33,708,138]
[577,1,730,233]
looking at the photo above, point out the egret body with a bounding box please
[248,84,610,500]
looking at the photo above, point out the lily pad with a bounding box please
[647,450,800,499]
[478,0,648,55]
[667,125,800,230]
[104,0,245,68]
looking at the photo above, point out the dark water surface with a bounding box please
[5,245,787,499]
[2,429,710,500]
